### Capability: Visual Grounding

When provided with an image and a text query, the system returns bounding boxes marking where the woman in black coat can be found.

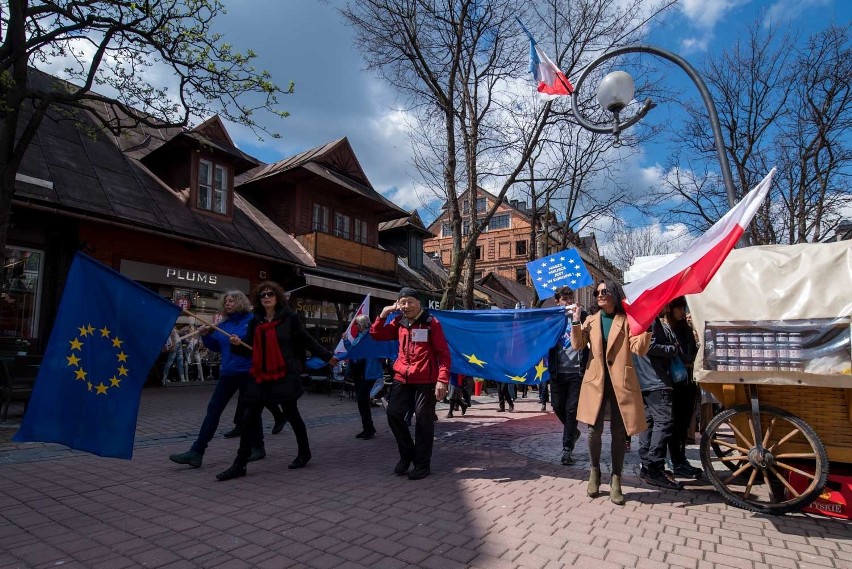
[216,281,337,481]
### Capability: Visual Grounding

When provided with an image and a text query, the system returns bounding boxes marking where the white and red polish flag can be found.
[334,293,371,355]
[622,169,776,334]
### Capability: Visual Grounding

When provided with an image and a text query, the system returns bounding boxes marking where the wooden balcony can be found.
[296,231,397,275]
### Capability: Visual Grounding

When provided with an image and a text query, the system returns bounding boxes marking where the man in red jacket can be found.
[371,287,451,480]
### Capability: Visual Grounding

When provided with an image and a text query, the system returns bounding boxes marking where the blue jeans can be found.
[164,349,186,382]
[191,373,262,454]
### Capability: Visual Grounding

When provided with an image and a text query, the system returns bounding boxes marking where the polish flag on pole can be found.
[622,169,776,335]
[517,19,573,100]
[334,293,371,355]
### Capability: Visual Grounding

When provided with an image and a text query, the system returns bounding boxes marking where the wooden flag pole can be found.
[181,309,253,350]
[176,328,201,342]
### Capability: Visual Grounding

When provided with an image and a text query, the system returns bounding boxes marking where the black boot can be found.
[289,449,311,469]
[216,462,246,481]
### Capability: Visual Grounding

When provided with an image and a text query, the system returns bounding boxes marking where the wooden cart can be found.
[687,241,852,514]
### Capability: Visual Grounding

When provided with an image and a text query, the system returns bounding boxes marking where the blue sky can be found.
[216,0,850,245]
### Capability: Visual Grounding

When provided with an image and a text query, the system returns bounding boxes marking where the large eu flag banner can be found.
[14,253,180,459]
[526,247,594,298]
[435,307,567,385]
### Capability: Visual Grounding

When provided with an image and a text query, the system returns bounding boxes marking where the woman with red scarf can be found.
[216,281,337,481]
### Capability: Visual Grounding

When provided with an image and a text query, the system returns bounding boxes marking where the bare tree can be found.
[659,21,851,244]
[345,0,672,308]
[605,220,684,271]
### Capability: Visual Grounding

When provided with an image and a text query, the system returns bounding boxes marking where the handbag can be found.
[671,354,688,383]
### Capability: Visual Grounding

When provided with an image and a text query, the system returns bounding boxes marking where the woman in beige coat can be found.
[571,280,652,505]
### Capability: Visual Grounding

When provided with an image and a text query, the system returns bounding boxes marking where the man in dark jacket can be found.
[633,316,682,491]
[371,287,452,480]
[547,287,589,465]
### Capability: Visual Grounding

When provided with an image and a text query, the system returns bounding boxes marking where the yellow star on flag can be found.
[534,359,548,381]
[86,381,93,391]
[78,325,91,337]
[464,353,487,367]
[111,337,124,348]
[117,365,128,377]
[69,338,83,351]
[99,326,111,337]
[75,368,87,380]
[86,324,95,335]
[66,354,81,367]
[95,383,108,395]
[110,376,121,387]
[507,374,527,383]
[116,351,128,362]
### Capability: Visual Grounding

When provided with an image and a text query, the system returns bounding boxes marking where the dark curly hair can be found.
[251,280,289,315]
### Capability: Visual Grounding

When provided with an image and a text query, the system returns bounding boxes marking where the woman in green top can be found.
[571,280,652,505]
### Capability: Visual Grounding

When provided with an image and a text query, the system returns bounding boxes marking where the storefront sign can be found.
[119,259,249,292]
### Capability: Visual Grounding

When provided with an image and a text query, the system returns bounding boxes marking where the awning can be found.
[303,273,398,301]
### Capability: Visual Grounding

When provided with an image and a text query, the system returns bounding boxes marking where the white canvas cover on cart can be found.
[686,240,852,387]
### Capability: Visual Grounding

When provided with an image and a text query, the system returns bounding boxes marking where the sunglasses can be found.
[259,291,276,299]
[593,289,611,298]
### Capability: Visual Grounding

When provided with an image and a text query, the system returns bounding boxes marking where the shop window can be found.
[334,213,351,239]
[312,204,330,232]
[515,240,527,256]
[197,159,229,214]
[0,246,44,339]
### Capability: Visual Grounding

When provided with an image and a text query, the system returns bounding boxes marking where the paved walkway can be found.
[0,385,849,568]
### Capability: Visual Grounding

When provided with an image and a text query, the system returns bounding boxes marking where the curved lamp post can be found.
[570,45,737,208]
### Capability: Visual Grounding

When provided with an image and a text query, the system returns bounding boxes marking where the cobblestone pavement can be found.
[0,385,849,569]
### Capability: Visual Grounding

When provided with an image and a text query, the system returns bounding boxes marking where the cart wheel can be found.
[700,404,828,515]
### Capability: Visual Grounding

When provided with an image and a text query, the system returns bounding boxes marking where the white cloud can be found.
[679,0,751,30]
[764,0,832,26]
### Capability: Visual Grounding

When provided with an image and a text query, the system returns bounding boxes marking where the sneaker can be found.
[639,465,649,481]
[216,464,246,481]
[541,404,546,412]
[248,448,266,462]
[672,463,703,479]
[355,430,376,440]
[497,407,506,413]
[223,426,242,439]
[645,470,683,490]
[271,419,287,435]
[169,449,203,468]
[508,402,515,412]
[560,449,574,466]
[394,459,412,475]
[408,466,431,480]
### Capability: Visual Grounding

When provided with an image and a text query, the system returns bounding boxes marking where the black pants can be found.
[497,383,514,408]
[233,397,284,427]
[235,399,309,466]
[669,380,697,465]
[638,389,674,474]
[387,382,436,468]
[354,377,375,433]
[550,373,582,451]
[587,371,627,475]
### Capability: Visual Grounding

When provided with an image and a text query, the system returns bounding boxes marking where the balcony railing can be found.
[296,231,397,275]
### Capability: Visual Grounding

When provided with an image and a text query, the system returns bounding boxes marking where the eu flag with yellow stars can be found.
[14,253,180,459]
[434,307,568,385]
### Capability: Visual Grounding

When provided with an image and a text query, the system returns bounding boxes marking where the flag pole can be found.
[181,309,253,350]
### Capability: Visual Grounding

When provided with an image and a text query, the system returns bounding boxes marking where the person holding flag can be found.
[371,287,451,481]
[342,314,384,440]
[216,281,338,481]
[571,280,652,505]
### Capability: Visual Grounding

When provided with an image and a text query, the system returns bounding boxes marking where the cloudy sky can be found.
[175,0,848,254]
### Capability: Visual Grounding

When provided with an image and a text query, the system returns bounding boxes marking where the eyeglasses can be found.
[593,289,611,298]
[259,291,276,299]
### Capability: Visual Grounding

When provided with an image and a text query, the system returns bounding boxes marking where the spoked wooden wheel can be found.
[700,404,828,514]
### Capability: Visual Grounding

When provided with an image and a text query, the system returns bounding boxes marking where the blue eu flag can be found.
[13,253,180,459]
[526,247,594,298]
[435,307,567,385]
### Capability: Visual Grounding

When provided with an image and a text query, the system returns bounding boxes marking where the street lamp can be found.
[570,45,738,208]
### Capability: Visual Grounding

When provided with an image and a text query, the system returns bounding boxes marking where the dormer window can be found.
[193,156,232,215]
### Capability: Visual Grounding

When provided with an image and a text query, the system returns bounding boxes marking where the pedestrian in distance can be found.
[571,280,652,505]
[370,287,451,480]
[216,281,337,481]
[162,326,187,383]
[169,291,267,469]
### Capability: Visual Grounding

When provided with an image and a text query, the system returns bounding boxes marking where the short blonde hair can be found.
[222,290,252,314]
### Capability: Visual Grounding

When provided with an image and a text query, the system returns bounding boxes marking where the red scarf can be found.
[251,320,287,382]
